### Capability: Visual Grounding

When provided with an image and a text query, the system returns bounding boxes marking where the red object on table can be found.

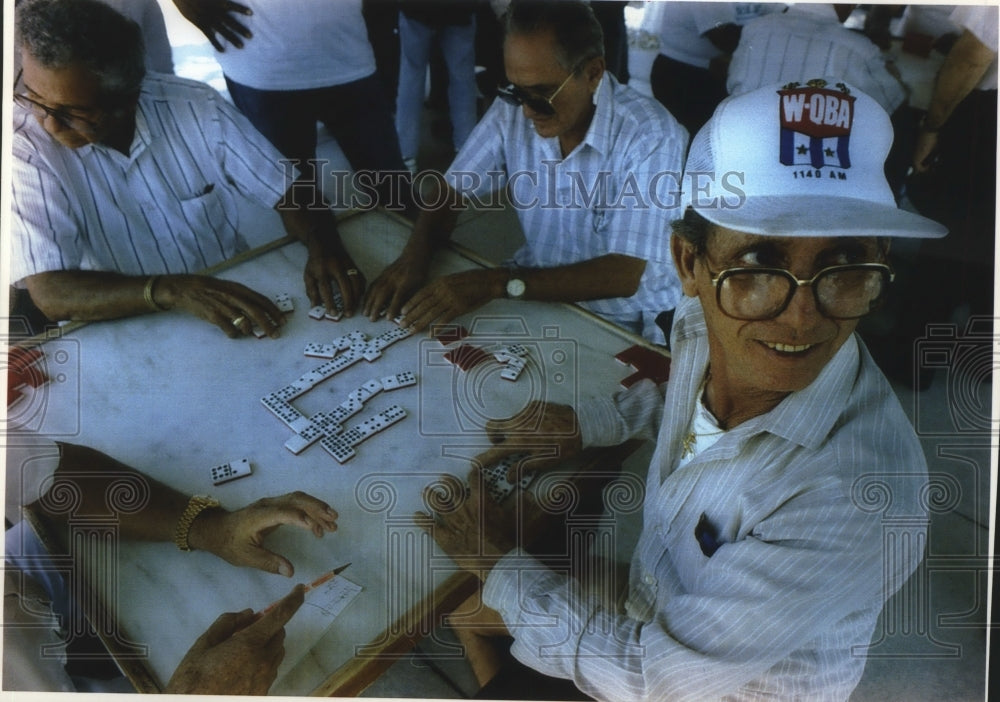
[615,344,671,388]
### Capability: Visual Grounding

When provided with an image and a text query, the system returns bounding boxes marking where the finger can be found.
[203,28,227,52]
[304,270,322,308]
[331,272,355,318]
[225,1,254,16]
[205,305,243,338]
[251,584,306,638]
[240,303,281,339]
[314,269,338,315]
[280,492,339,533]
[362,275,385,319]
[197,608,254,648]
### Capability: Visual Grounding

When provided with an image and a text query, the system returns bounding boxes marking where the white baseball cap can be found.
[682,79,947,238]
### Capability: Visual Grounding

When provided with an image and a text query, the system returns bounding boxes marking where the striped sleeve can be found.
[11,124,83,282]
[483,475,895,702]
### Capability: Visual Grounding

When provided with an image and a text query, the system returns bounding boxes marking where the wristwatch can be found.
[505,273,526,299]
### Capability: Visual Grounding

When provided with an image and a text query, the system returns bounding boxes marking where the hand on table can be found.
[189,491,339,577]
[363,252,429,322]
[304,247,366,318]
[394,269,503,333]
[155,274,286,338]
[415,472,517,580]
[477,401,583,481]
[164,584,304,695]
[172,0,253,51]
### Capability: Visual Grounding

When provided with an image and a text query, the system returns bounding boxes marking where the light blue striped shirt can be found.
[483,295,928,701]
[11,73,290,282]
[446,74,688,344]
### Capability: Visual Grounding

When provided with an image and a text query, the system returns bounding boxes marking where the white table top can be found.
[8,209,658,695]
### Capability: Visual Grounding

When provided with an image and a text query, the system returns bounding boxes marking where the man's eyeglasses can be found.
[12,69,103,132]
[496,67,578,116]
[708,263,894,321]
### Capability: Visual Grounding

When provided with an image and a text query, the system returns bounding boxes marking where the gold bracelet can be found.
[143,275,167,311]
[174,495,220,551]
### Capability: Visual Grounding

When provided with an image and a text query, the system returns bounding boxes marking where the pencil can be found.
[258,562,351,616]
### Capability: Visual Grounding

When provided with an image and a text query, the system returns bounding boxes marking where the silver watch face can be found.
[506,278,526,298]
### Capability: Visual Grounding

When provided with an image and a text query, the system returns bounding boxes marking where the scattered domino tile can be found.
[433,324,470,346]
[308,305,326,320]
[251,326,269,339]
[324,310,343,322]
[273,293,294,313]
[443,344,491,371]
[614,345,672,388]
[380,371,417,391]
[481,453,534,503]
[211,458,253,485]
[304,342,337,358]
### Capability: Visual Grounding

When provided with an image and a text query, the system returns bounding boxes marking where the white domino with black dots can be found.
[211,457,253,485]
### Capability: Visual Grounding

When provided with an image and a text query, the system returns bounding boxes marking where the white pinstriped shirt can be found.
[11,74,290,282]
[483,295,928,701]
[726,8,907,114]
[446,74,688,344]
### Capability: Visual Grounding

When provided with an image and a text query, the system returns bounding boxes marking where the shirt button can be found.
[643,573,655,586]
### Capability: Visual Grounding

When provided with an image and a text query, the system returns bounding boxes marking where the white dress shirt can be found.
[446,74,688,344]
[482,295,928,701]
[11,73,290,282]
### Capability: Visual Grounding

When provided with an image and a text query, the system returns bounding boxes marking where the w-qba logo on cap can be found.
[778,80,855,170]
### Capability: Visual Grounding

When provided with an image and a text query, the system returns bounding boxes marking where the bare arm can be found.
[30,443,338,576]
[277,199,366,316]
[23,270,285,338]
[363,177,463,320]
[913,28,997,171]
[399,253,647,332]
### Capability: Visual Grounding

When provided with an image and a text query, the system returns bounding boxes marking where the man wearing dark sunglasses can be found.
[11,0,363,338]
[423,80,947,700]
[365,0,687,345]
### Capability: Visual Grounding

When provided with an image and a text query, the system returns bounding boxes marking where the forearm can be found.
[508,254,646,303]
[402,196,461,264]
[277,203,344,256]
[23,270,170,322]
[32,443,212,545]
[924,29,996,128]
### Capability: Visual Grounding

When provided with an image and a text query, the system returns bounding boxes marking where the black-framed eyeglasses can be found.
[708,263,895,321]
[496,66,579,116]
[12,69,104,132]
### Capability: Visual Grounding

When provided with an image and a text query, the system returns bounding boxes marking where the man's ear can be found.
[584,56,605,91]
[671,234,700,298]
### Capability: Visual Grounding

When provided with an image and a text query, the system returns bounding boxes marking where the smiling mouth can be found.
[762,341,817,354]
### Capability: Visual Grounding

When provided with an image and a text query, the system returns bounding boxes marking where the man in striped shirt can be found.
[11,0,364,338]
[364,0,687,345]
[422,81,946,700]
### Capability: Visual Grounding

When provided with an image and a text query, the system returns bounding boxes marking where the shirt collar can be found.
[578,73,614,156]
[672,296,860,450]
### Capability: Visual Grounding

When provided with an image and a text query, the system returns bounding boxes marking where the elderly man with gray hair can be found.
[11,0,364,338]
[423,78,944,701]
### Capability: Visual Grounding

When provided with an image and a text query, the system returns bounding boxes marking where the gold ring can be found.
[346,269,359,276]
[231,315,246,327]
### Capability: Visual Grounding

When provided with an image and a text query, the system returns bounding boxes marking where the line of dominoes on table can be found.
[260,325,417,463]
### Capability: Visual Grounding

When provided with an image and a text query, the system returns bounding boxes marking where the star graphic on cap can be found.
[797,144,808,155]
[825,147,835,157]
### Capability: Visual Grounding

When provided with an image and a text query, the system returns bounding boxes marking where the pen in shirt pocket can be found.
[695,512,721,557]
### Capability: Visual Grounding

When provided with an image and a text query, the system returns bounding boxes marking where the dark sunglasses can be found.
[496,68,578,116]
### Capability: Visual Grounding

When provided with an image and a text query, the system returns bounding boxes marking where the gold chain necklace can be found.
[681,372,726,458]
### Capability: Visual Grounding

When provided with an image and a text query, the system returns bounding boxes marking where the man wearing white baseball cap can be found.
[424,80,946,701]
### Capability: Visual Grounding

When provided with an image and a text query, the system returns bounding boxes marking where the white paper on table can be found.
[275,576,364,682]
